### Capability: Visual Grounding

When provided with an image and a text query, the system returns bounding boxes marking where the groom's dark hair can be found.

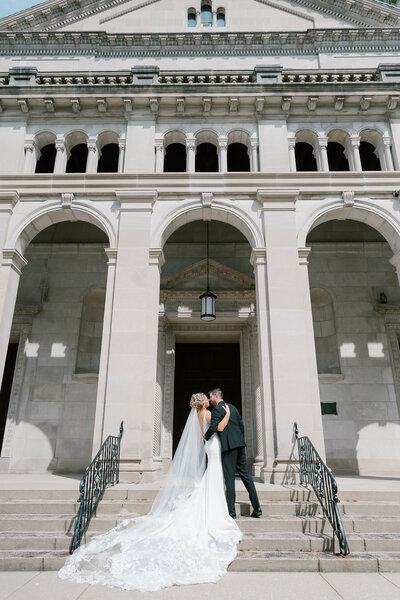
[209,388,223,399]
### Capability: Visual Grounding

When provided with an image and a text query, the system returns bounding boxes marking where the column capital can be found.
[257,188,299,210]
[155,141,164,151]
[383,136,392,149]
[250,138,259,149]
[149,248,165,270]
[317,136,328,148]
[350,134,361,147]
[87,137,98,153]
[118,139,126,150]
[2,249,28,275]
[23,140,37,153]
[250,248,267,267]
[298,247,311,266]
[105,247,118,265]
[116,190,157,212]
[0,191,19,212]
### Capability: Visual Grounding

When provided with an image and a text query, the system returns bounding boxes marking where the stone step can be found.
[3,530,400,554]
[229,551,400,573]
[2,549,400,573]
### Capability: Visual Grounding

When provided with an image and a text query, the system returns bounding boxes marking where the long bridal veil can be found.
[150,407,206,516]
[58,408,240,592]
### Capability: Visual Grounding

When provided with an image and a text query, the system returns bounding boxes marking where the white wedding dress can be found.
[58,410,242,591]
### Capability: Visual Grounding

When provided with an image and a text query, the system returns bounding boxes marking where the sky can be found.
[0,1,47,19]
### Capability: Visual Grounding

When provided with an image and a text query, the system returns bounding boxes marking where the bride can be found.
[58,392,242,591]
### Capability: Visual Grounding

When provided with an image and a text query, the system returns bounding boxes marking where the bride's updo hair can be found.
[190,392,207,412]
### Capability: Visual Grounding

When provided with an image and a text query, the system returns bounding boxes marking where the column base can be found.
[119,459,163,484]
[260,460,301,485]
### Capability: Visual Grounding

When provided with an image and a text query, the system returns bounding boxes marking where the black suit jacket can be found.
[204,402,245,452]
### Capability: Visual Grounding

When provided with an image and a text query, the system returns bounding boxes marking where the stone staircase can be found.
[1,485,400,572]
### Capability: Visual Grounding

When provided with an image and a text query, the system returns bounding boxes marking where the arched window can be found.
[201,1,212,26]
[66,143,88,173]
[227,143,250,172]
[359,141,381,171]
[35,143,56,173]
[164,143,186,172]
[295,142,317,171]
[76,289,106,374]
[196,142,218,172]
[97,143,119,173]
[188,8,197,27]
[217,8,225,26]
[327,141,349,171]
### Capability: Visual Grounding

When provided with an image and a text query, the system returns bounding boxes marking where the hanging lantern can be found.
[200,222,217,321]
[200,289,217,321]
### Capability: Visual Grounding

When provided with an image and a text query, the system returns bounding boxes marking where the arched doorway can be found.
[0,219,110,473]
[157,219,261,463]
[306,218,400,475]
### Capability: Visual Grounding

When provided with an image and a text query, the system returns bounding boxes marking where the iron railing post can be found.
[70,421,124,553]
[294,422,349,556]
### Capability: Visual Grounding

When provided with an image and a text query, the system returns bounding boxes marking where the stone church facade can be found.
[0,0,400,482]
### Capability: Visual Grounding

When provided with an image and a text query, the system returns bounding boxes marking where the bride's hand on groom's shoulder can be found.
[223,404,230,415]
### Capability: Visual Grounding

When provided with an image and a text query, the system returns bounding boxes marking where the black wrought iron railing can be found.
[294,422,350,556]
[70,422,124,553]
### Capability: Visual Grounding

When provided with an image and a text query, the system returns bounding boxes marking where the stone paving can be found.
[1,571,400,600]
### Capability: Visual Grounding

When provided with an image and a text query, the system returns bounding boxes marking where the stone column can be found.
[155,141,164,173]
[91,247,118,454]
[288,140,297,172]
[153,316,167,462]
[54,138,67,174]
[0,249,27,399]
[219,138,228,172]
[23,142,37,174]
[250,140,259,172]
[250,248,275,478]
[350,136,362,171]
[100,190,163,482]
[187,138,196,173]
[249,319,264,475]
[258,189,325,482]
[318,137,329,171]
[383,137,395,171]
[86,137,98,173]
[118,139,126,173]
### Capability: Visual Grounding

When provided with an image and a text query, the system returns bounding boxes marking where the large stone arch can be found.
[152,200,264,249]
[298,201,400,254]
[6,202,117,254]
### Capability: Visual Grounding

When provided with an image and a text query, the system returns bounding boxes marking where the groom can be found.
[204,388,262,519]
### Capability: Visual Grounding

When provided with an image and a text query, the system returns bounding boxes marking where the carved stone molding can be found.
[2,249,28,275]
[149,248,165,270]
[61,192,74,209]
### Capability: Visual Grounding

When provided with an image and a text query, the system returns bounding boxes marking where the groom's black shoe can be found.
[250,507,262,518]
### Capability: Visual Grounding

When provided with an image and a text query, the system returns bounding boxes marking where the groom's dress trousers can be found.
[204,402,260,518]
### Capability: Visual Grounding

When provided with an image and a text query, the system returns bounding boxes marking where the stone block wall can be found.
[8,243,107,473]
[308,241,400,475]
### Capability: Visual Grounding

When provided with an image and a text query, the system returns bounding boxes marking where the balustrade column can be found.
[250,141,259,172]
[23,142,37,174]
[86,138,98,173]
[118,139,126,173]
[383,138,395,171]
[258,189,325,482]
[219,139,228,172]
[318,137,329,171]
[187,140,196,173]
[54,139,67,174]
[155,142,164,173]
[350,136,362,171]
[288,141,297,172]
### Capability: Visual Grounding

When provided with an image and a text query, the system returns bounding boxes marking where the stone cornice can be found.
[1,28,400,58]
[0,172,400,198]
[0,0,399,32]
